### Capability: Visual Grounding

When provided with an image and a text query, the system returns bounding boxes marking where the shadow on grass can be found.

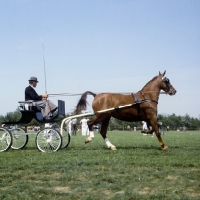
[116,145,162,151]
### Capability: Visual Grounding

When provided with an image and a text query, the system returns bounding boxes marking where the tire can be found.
[60,128,71,149]
[35,128,62,152]
[10,127,29,150]
[0,127,12,152]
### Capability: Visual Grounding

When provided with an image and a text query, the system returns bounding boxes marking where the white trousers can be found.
[82,126,89,136]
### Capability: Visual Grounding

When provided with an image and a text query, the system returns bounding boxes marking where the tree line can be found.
[0,108,200,131]
[109,113,200,131]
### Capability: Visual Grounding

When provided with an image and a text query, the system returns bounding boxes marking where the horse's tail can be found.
[74,91,96,114]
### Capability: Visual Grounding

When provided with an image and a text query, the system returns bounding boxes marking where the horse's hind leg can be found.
[85,113,108,143]
[100,118,116,150]
[86,113,116,150]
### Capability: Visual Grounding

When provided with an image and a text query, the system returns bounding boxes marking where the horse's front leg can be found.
[141,123,154,135]
[150,119,169,151]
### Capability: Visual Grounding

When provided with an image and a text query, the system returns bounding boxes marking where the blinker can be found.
[164,78,170,84]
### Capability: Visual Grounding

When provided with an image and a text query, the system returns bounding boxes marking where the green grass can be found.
[0,130,200,200]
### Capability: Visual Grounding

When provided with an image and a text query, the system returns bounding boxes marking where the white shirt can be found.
[142,121,147,130]
[80,118,88,127]
[72,118,77,125]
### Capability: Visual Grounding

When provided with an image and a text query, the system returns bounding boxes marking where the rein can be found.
[48,93,84,97]
[48,91,167,97]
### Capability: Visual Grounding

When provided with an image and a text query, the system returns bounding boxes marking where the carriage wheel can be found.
[61,129,71,149]
[35,128,62,152]
[0,127,12,152]
[11,127,29,150]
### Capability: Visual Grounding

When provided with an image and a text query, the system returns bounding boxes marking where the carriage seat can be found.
[18,101,41,112]
[2,100,65,125]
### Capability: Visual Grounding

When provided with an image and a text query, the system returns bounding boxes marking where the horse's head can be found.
[159,71,177,95]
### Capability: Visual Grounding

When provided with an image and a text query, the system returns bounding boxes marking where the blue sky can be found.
[0,0,200,118]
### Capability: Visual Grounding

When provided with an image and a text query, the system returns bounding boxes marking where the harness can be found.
[131,91,158,118]
[93,91,159,117]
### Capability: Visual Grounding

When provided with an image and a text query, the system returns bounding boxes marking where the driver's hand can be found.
[42,94,48,100]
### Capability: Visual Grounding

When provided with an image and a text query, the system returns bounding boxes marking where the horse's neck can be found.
[141,78,161,100]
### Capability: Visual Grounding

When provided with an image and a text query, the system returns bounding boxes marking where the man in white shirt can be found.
[142,121,148,135]
[80,117,89,136]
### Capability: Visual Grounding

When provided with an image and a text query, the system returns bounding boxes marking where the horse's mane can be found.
[141,76,159,90]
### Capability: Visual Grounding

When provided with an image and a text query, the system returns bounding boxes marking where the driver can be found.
[25,76,57,119]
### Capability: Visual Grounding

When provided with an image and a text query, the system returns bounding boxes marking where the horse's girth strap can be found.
[131,93,141,116]
[131,93,140,104]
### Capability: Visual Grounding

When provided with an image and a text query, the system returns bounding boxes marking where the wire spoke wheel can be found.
[11,127,29,150]
[35,128,62,152]
[0,127,12,152]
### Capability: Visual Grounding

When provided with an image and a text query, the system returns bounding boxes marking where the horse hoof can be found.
[163,146,170,152]
[111,146,117,150]
[85,137,92,144]
[85,139,89,144]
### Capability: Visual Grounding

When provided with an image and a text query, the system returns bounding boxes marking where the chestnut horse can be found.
[74,71,176,151]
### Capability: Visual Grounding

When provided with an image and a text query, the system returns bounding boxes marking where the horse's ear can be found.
[159,70,166,77]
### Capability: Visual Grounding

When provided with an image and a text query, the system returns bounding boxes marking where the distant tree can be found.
[182,114,191,128]
[190,117,200,130]
[0,108,21,124]
[0,108,200,130]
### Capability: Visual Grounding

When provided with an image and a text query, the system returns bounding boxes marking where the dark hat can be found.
[28,76,38,82]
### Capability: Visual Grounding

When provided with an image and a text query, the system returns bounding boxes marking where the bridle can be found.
[162,76,174,94]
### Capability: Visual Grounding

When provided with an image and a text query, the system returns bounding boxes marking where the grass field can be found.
[0,130,200,200]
